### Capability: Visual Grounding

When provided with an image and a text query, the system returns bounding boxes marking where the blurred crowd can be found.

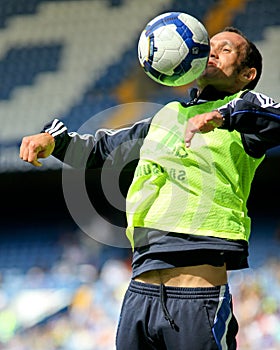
[0,229,279,350]
[231,258,280,350]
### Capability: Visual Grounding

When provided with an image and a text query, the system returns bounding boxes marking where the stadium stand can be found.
[0,1,279,349]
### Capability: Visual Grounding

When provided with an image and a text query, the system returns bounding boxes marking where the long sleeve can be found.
[42,118,151,169]
[217,90,280,157]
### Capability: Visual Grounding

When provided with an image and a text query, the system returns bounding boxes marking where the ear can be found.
[239,67,257,83]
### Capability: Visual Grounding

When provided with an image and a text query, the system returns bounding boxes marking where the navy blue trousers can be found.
[116,280,238,350]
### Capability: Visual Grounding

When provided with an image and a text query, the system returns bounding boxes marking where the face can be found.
[197,31,251,93]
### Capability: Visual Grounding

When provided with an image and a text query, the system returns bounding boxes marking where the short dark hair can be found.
[222,26,262,90]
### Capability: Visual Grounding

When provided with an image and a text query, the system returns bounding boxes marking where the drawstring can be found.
[160,283,176,329]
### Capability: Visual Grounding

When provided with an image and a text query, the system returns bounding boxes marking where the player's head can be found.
[222,27,262,89]
[197,26,262,93]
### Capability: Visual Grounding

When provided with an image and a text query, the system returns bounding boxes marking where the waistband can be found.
[129,279,229,299]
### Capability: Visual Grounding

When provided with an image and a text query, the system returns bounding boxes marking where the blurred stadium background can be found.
[0,0,279,349]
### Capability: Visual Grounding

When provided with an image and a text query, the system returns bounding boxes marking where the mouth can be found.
[207,60,217,67]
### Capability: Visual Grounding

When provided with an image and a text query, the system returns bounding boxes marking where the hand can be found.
[19,132,55,167]
[185,111,224,147]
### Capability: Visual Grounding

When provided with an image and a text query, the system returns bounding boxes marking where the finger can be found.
[185,120,200,147]
[185,134,195,147]
[31,159,42,167]
[19,137,31,160]
[19,143,24,159]
[27,141,42,163]
[20,149,42,166]
[20,145,33,163]
[185,128,197,147]
[21,148,30,163]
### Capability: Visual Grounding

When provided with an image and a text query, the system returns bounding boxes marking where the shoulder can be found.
[241,90,278,107]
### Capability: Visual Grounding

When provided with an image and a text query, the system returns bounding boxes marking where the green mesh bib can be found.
[126,93,264,249]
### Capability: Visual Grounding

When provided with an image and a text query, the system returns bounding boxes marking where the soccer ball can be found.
[138,12,210,87]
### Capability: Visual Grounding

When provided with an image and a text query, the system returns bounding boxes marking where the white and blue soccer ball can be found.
[138,12,210,87]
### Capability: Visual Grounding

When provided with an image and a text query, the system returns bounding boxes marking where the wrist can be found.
[216,109,230,129]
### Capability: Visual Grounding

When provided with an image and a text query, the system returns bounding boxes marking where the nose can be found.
[210,45,218,58]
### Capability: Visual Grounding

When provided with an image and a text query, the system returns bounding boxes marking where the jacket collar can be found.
[189,85,233,103]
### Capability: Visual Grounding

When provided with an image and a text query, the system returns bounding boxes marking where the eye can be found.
[222,46,231,53]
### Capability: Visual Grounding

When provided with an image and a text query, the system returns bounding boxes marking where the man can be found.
[20,27,280,349]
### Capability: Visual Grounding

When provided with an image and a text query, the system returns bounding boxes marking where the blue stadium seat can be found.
[0,225,63,273]
[231,0,280,41]
[0,44,62,100]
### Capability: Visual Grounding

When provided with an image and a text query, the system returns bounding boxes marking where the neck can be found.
[192,85,236,101]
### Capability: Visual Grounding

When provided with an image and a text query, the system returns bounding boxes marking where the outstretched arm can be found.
[19,117,151,169]
[19,132,55,167]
